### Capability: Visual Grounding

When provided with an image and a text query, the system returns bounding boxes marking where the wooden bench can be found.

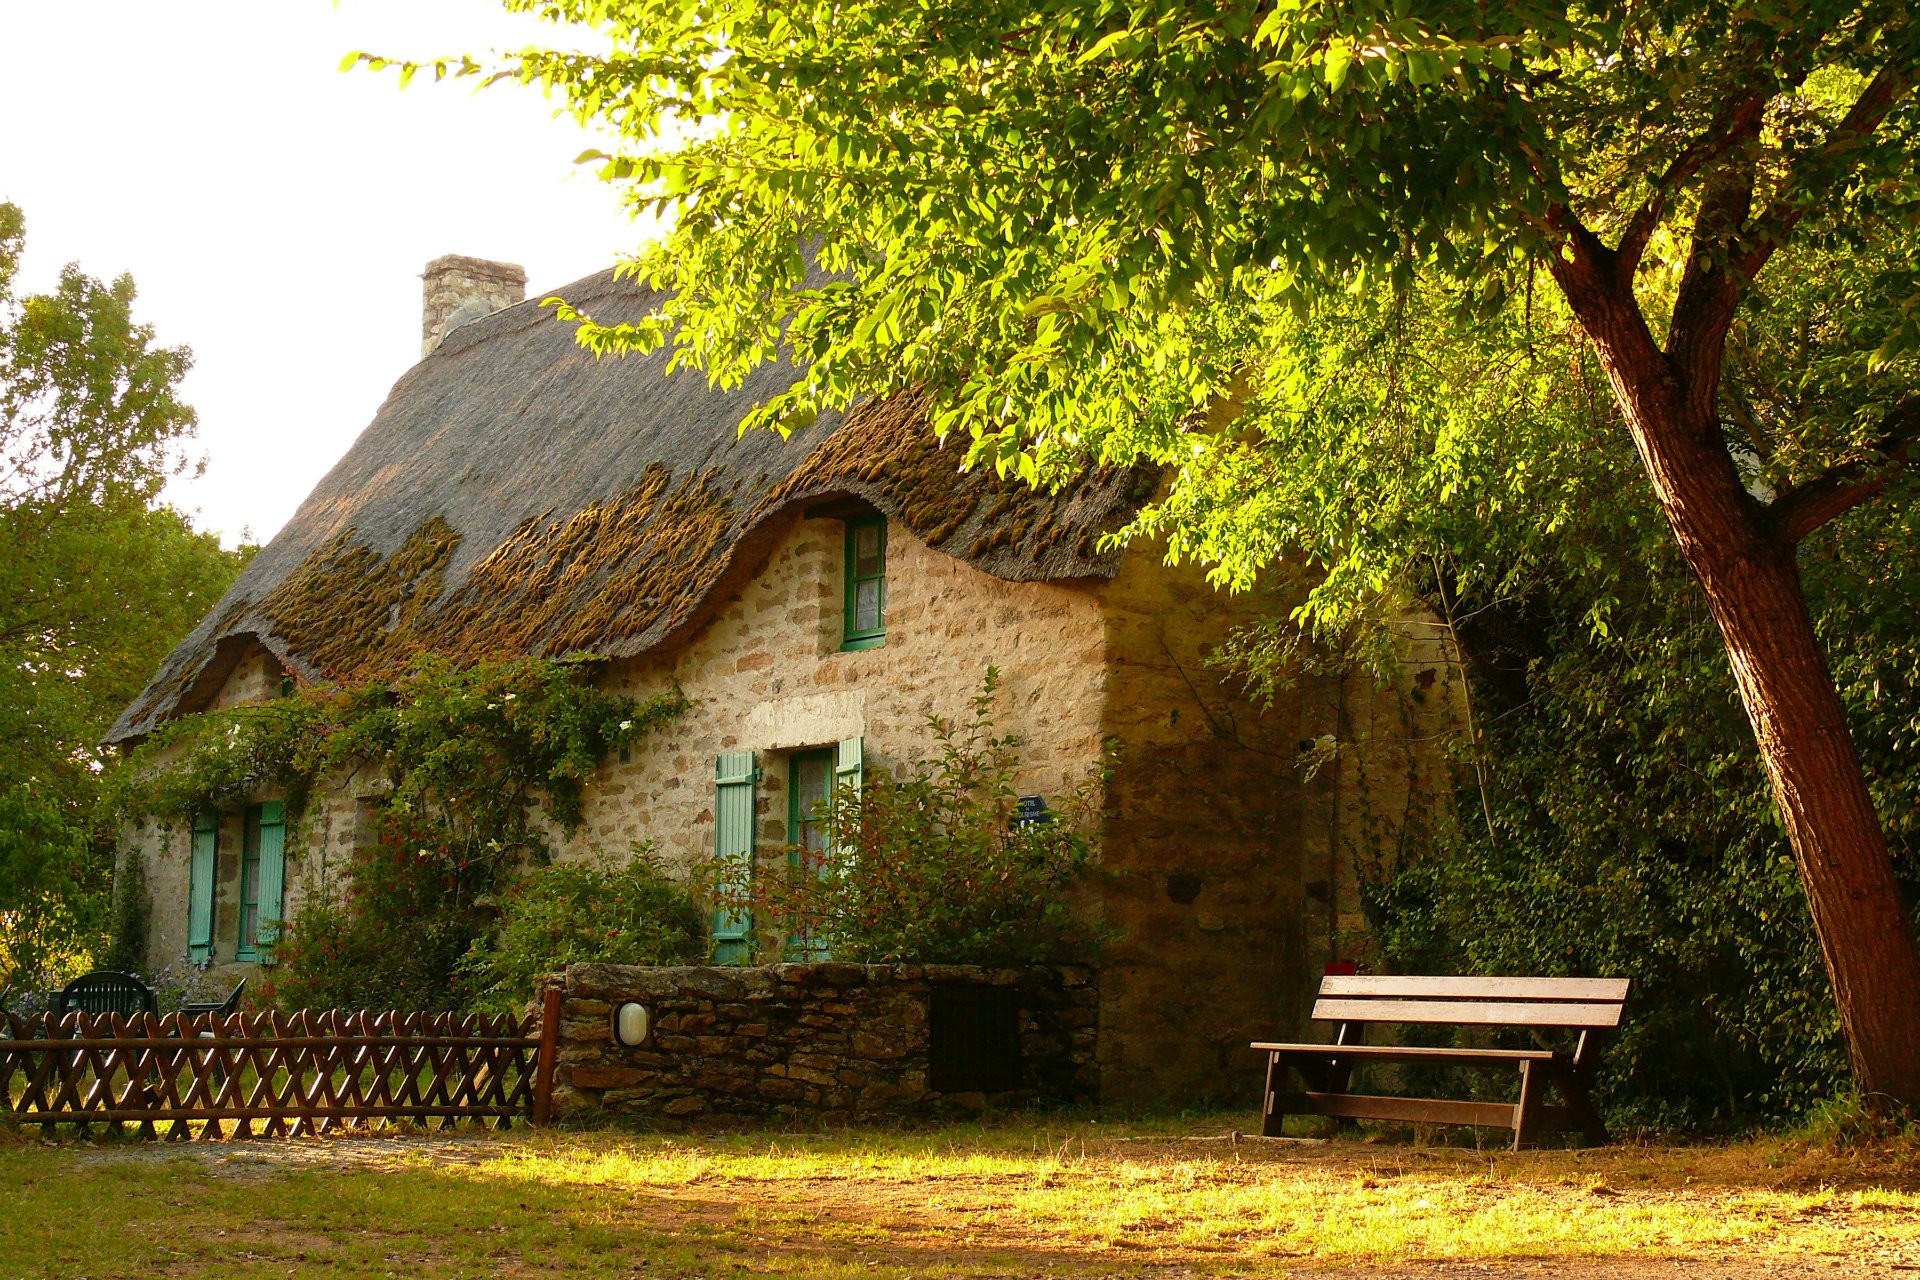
[1252,974,1629,1150]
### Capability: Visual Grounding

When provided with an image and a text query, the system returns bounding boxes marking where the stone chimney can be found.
[421,255,527,356]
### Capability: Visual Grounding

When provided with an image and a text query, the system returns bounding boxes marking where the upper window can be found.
[842,516,887,650]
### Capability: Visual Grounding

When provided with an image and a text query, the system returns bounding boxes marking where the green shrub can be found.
[98,848,147,976]
[1349,497,1920,1132]
[459,849,707,1014]
[708,669,1111,965]
[266,809,494,1012]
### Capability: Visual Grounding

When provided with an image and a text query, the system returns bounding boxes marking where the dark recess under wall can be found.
[929,984,1023,1092]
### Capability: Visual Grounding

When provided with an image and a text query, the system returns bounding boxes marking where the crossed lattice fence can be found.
[0,1001,559,1139]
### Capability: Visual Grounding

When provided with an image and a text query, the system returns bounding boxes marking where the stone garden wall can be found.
[550,962,1098,1125]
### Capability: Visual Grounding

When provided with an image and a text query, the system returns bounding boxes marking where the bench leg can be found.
[1260,1052,1287,1137]
[1512,1060,1547,1151]
[1553,1063,1612,1147]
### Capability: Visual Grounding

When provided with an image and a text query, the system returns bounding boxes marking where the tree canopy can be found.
[0,203,245,994]
[422,0,1914,503]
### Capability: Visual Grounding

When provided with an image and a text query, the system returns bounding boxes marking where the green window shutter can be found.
[834,736,863,790]
[834,735,864,832]
[842,516,887,650]
[254,801,287,964]
[187,810,217,964]
[713,751,757,965]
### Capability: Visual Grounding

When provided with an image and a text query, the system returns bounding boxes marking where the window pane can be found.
[240,904,258,950]
[795,754,833,852]
[854,523,883,577]
[854,579,881,631]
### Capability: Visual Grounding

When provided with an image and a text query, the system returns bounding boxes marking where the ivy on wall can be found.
[109,653,687,1010]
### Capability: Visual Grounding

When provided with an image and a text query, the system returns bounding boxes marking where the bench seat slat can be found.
[1320,976,1629,1003]
[1251,1042,1557,1063]
[1311,997,1625,1029]
[1271,1091,1571,1131]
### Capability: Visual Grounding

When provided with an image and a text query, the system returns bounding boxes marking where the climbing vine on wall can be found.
[109,653,686,1009]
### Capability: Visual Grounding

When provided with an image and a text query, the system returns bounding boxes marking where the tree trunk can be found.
[1557,269,1920,1109]
[1699,543,1920,1107]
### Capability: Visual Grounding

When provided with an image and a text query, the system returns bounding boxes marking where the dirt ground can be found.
[8,1124,1919,1278]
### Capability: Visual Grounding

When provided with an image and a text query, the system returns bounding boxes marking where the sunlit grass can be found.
[3,1117,1918,1277]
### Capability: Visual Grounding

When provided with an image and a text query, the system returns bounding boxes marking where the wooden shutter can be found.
[713,751,757,964]
[187,810,217,964]
[254,801,287,963]
[833,736,864,855]
[835,736,864,796]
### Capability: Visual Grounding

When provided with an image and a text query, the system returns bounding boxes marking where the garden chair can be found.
[54,970,157,1017]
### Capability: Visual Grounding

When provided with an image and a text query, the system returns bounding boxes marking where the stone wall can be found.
[576,509,1111,875]
[1087,549,1466,1103]
[552,962,1098,1125]
[207,643,287,710]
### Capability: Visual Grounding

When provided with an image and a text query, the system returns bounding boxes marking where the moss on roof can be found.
[108,271,1154,744]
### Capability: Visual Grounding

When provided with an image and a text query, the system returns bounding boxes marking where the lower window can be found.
[237,806,266,962]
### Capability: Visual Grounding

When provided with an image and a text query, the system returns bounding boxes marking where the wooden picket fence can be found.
[0,992,561,1139]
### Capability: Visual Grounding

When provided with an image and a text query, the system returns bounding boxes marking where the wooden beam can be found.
[1271,1091,1573,1133]
[1319,976,1630,1002]
[1253,1043,1556,1063]
[532,985,563,1126]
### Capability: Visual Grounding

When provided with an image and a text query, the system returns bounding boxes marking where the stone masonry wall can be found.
[1088,549,1466,1104]
[575,509,1110,878]
[553,962,1098,1125]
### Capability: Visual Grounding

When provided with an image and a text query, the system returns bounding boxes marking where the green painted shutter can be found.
[254,801,287,964]
[187,810,217,964]
[834,736,864,855]
[713,751,757,964]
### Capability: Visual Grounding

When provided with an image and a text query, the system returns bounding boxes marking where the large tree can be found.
[0,204,245,992]
[394,0,1920,1101]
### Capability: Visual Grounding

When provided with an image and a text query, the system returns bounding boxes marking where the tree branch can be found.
[1767,399,1920,542]
[1734,55,1917,284]
[1666,148,1764,395]
[1616,93,1769,276]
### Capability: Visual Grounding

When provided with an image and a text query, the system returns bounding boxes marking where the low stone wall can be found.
[551,962,1098,1125]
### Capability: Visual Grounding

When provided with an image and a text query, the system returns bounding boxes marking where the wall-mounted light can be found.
[612,1001,651,1048]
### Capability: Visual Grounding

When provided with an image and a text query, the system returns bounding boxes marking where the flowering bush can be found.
[458,848,706,1014]
[706,670,1112,965]
[267,809,496,1012]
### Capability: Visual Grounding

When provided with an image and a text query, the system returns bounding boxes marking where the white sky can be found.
[0,0,649,546]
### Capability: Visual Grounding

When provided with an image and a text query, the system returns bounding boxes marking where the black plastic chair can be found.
[54,970,157,1017]
[180,977,247,1018]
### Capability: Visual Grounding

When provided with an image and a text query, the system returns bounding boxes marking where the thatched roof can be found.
[108,269,1155,745]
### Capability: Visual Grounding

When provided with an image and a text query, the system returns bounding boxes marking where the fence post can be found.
[532,982,562,1125]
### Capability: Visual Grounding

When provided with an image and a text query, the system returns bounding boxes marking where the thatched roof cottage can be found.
[112,256,1456,1103]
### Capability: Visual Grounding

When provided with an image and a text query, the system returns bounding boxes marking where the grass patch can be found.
[3,1117,1919,1277]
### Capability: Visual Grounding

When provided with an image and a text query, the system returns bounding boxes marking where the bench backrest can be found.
[1314,975,1629,1030]
[56,969,157,1016]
